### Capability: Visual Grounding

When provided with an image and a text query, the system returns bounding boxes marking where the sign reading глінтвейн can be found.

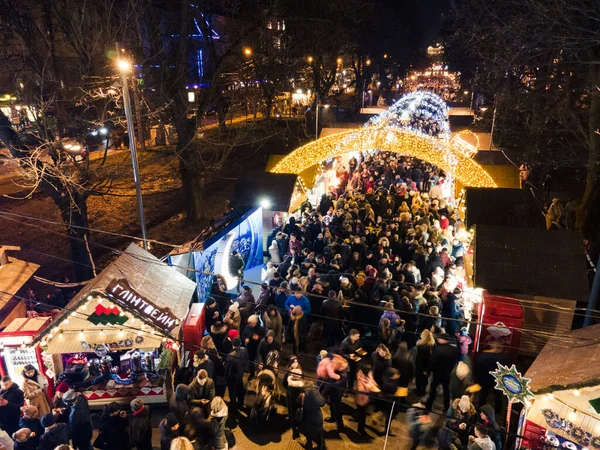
[105,278,180,332]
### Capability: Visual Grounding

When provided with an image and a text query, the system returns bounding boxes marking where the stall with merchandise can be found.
[32,243,196,406]
[518,323,600,450]
[0,316,54,395]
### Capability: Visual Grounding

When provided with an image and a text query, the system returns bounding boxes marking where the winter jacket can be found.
[392,355,415,389]
[478,405,503,450]
[415,343,434,375]
[475,352,511,389]
[371,352,391,386]
[225,347,248,381]
[262,312,283,342]
[301,387,325,431]
[159,419,179,450]
[446,398,476,440]
[320,299,344,332]
[210,416,227,450]
[438,425,462,450]
[95,412,129,450]
[129,405,152,450]
[407,407,432,442]
[188,378,216,406]
[169,385,190,426]
[68,395,93,442]
[430,341,458,379]
[256,338,282,365]
[22,376,50,416]
[285,294,311,315]
[18,417,43,445]
[468,437,496,450]
[449,369,474,401]
[286,312,308,348]
[339,336,362,360]
[39,424,70,450]
[456,334,472,355]
[0,384,25,408]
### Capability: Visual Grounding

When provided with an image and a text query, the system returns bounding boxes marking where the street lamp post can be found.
[315,91,319,140]
[116,44,148,250]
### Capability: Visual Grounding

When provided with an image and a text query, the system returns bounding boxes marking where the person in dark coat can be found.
[446,395,477,446]
[203,297,221,333]
[320,291,344,349]
[51,382,70,424]
[425,333,458,412]
[13,428,37,450]
[256,330,282,367]
[38,413,70,450]
[159,413,179,450]
[339,329,364,391]
[184,407,215,450]
[94,402,129,450]
[0,376,24,435]
[392,342,415,400]
[286,306,308,356]
[415,329,436,396]
[242,315,265,375]
[478,404,503,450]
[300,383,326,450]
[63,389,93,450]
[371,344,392,386]
[188,370,216,408]
[225,338,247,413]
[19,406,43,447]
[129,398,152,450]
[192,350,215,380]
[475,343,511,409]
[169,384,190,426]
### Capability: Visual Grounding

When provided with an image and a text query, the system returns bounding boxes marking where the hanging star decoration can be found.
[491,362,534,404]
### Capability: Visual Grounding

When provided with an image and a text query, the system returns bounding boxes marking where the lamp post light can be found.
[116,44,148,250]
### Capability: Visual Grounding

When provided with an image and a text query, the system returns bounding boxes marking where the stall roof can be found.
[465,188,545,229]
[231,171,298,212]
[525,323,600,394]
[33,243,196,353]
[0,246,40,307]
[474,225,589,303]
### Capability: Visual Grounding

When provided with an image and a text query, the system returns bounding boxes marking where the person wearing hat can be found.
[242,315,265,376]
[13,427,36,450]
[18,406,43,446]
[22,364,50,416]
[425,332,458,412]
[51,381,70,424]
[94,402,129,450]
[63,389,92,450]
[221,328,238,355]
[236,285,256,331]
[203,297,222,333]
[286,305,308,356]
[262,304,283,344]
[159,413,179,450]
[38,413,69,450]
[283,358,304,439]
[446,395,477,446]
[209,397,228,450]
[129,398,152,450]
[225,337,247,413]
[188,370,215,408]
[192,350,214,381]
[256,330,282,369]
[223,302,241,334]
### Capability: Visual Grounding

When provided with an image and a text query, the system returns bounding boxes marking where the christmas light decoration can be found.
[368,91,451,139]
[87,304,130,326]
[269,127,496,188]
[451,130,480,158]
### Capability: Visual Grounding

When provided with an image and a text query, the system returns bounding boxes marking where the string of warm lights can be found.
[269,127,496,188]
[451,129,480,158]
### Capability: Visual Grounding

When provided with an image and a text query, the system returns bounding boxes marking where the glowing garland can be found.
[269,127,496,188]
[368,91,451,139]
[451,130,479,158]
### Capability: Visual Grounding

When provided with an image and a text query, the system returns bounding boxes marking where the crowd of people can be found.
[0,151,512,450]
[181,151,509,449]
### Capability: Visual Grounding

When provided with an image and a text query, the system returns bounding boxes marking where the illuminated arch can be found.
[269,127,496,188]
[368,91,451,139]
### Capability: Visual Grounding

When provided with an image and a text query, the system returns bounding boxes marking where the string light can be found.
[99,330,104,336]
[79,332,84,339]
[270,127,496,188]
[573,389,580,397]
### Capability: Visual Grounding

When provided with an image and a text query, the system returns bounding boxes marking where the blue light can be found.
[197,49,203,77]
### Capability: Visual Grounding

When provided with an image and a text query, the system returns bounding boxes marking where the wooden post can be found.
[505,401,513,449]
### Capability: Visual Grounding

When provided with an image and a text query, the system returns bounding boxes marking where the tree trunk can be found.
[0,111,95,281]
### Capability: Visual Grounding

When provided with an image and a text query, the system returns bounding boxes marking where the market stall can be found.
[32,243,196,407]
[0,316,54,396]
[518,323,600,450]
